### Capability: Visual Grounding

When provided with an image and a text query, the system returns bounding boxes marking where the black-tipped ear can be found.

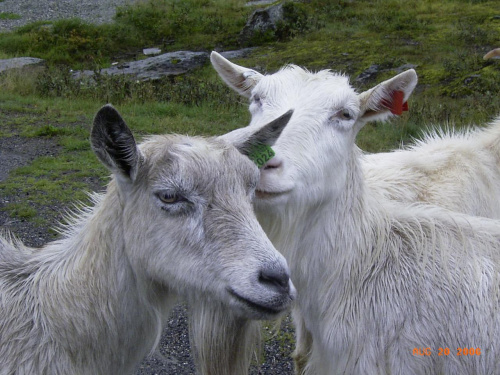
[236,110,293,155]
[90,104,140,181]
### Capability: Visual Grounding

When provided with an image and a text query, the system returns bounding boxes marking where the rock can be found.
[143,48,162,56]
[73,48,257,81]
[219,47,256,60]
[464,74,481,85]
[0,57,45,74]
[355,64,382,83]
[73,51,209,81]
[246,0,277,6]
[239,2,284,45]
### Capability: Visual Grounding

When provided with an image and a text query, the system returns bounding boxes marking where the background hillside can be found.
[0,0,499,374]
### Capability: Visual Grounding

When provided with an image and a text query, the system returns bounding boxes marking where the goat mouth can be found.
[228,289,284,317]
[255,189,290,199]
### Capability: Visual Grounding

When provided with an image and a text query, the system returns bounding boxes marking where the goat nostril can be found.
[259,268,290,294]
[263,158,282,170]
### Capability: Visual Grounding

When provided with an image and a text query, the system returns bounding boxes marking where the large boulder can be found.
[73,51,209,81]
[239,2,284,45]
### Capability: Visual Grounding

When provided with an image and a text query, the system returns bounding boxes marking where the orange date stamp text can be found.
[413,347,481,356]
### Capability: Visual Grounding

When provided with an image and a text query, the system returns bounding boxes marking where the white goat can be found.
[210,51,500,223]
[186,53,500,375]
[0,105,296,374]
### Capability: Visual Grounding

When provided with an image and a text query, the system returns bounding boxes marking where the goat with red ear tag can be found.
[191,53,500,375]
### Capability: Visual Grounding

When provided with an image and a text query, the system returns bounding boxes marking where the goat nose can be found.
[263,157,282,170]
[259,267,290,294]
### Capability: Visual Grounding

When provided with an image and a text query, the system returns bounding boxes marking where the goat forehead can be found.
[141,135,223,164]
[141,135,258,189]
[259,67,353,103]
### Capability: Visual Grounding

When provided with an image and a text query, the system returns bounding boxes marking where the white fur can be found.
[0,105,295,375]
[363,122,500,218]
[202,52,500,374]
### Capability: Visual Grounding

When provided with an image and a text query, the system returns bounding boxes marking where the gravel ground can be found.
[0,1,296,374]
[0,0,140,31]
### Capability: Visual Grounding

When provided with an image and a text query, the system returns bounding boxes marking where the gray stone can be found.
[355,64,382,83]
[464,74,481,85]
[73,51,209,81]
[219,47,256,60]
[143,48,162,56]
[0,57,45,73]
[240,2,284,44]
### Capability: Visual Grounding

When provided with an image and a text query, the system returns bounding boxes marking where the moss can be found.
[441,63,500,98]
[3,203,37,219]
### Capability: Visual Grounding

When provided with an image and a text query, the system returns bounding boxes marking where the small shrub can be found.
[32,124,67,137]
[275,3,311,41]
[35,66,78,98]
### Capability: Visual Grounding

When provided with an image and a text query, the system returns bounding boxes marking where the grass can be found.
[0,0,499,224]
[0,0,252,68]
[0,12,21,20]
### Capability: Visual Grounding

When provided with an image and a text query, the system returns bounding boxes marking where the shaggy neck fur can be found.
[0,182,175,375]
[188,298,261,375]
[259,146,374,314]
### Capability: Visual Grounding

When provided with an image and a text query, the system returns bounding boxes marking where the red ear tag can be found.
[381,90,409,116]
[402,101,409,112]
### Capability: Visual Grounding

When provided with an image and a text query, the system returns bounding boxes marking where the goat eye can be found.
[330,110,353,123]
[156,192,182,204]
[341,110,352,120]
[253,94,261,103]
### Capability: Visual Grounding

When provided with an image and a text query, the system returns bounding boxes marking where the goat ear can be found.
[233,110,293,155]
[210,51,263,98]
[357,69,418,126]
[91,104,141,182]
